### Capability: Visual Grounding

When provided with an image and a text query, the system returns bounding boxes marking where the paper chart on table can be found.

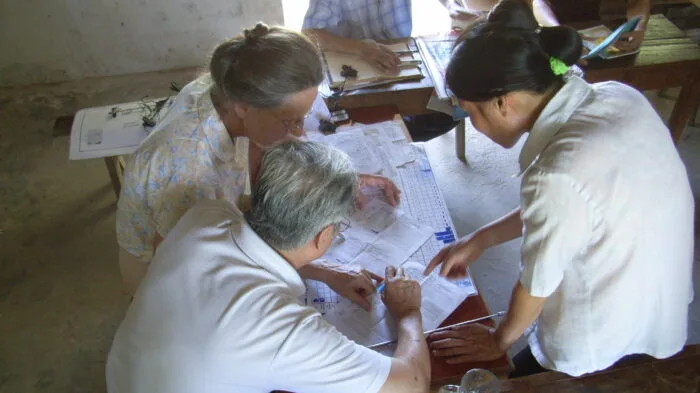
[336,120,416,170]
[323,129,387,175]
[324,198,434,275]
[324,120,417,176]
[301,125,478,348]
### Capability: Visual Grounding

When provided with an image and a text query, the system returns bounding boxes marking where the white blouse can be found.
[518,76,694,376]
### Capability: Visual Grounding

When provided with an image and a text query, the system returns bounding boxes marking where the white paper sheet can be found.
[323,129,387,175]
[69,98,172,160]
[332,120,416,175]
[354,121,416,168]
[349,203,434,276]
[323,198,433,275]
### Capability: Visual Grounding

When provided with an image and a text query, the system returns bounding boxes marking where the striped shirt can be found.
[303,0,413,40]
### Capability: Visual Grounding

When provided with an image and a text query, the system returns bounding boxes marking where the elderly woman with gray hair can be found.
[116,23,400,304]
[107,141,430,393]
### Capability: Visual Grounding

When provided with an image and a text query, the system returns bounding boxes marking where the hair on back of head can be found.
[244,141,358,250]
[208,22,323,108]
[243,22,270,41]
[446,0,582,102]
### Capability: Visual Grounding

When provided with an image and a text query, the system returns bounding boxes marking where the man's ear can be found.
[313,224,336,251]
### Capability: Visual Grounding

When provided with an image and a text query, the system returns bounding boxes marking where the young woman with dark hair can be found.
[424,0,693,378]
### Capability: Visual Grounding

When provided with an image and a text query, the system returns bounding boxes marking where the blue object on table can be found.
[375,282,385,294]
[582,16,642,60]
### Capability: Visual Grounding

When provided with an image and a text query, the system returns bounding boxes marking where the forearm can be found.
[627,0,650,30]
[394,312,430,388]
[476,208,523,248]
[302,28,364,55]
[494,281,546,351]
[298,260,338,281]
[532,0,559,27]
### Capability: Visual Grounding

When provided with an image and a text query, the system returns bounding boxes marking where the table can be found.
[436,14,700,159]
[349,105,513,386]
[496,344,700,392]
[322,38,437,116]
[584,14,700,142]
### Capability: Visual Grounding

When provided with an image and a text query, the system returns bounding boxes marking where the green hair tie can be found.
[549,57,569,76]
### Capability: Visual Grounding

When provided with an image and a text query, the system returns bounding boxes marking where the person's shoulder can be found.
[182,199,243,227]
[590,80,647,104]
[162,199,240,242]
[546,80,658,156]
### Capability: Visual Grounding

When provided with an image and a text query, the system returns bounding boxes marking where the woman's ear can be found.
[231,101,248,119]
[495,94,510,119]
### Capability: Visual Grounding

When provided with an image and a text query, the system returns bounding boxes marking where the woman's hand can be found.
[358,174,401,209]
[424,231,489,278]
[427,323,504,364]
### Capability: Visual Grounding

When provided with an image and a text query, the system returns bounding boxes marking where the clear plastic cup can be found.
[460,368,501,393]
[438,384,463,393]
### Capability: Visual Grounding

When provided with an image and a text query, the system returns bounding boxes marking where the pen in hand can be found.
[375,282,386,294]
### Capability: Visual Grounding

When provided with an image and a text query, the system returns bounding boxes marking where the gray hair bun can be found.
[243,22,270,42]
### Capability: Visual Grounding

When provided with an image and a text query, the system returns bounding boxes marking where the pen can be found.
[375,282,386,294]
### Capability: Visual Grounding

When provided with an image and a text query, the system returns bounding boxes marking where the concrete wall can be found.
[0,0,284,87]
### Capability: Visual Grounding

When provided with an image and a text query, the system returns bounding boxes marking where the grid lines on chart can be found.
[394,147,457,266]
[306,282,340,315]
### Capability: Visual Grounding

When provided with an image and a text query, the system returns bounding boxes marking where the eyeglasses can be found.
[334,217,351,242]
[336,217,350,233]
[272,111,311,133]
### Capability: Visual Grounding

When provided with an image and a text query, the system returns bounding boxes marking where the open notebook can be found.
[323,42,424,91]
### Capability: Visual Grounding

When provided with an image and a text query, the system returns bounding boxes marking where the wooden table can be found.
[497,344,700,392]
[348,105,513,386]
[322,38,437,116]
[584,14,700,142]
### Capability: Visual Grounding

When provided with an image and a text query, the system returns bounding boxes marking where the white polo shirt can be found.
[106,200,391,393]
[519,76,694,377]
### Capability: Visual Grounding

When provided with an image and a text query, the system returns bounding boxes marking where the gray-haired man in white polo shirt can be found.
[106,141,430,393]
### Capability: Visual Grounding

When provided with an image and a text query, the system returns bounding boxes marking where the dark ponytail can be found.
[446,0,582,102]
[538,26,583,66]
